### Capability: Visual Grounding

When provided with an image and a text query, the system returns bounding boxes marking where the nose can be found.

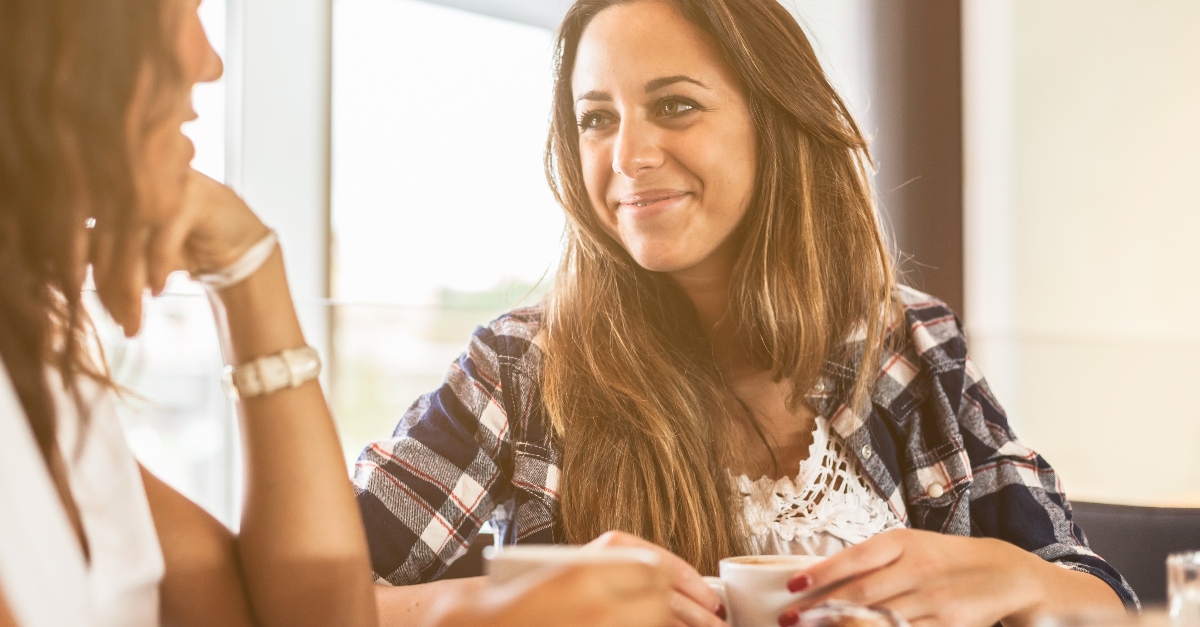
[612,117,664,178]
[199,35,224,84]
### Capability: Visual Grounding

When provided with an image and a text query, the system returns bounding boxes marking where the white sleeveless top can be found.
[0,367,163,627]
[734,415,904,557]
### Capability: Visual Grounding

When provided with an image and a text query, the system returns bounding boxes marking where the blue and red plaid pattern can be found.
[353,286,1138,609]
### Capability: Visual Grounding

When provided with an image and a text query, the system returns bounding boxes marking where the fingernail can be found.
[787,574,811,593]
[779,609,800,627]
[715,603,726,620]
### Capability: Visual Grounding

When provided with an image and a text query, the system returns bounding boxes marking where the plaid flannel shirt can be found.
[353,286,1139,609]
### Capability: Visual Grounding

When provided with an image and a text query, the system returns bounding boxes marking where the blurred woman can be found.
[355,1,1139,626]
[0,0,670,625]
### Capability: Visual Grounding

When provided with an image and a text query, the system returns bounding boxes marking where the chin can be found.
[626,246,701,274]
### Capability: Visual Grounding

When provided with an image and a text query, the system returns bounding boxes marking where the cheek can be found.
[705,124,757,221]
[579,141,616,224]
[675,126,755,221]
[139,126,191,221]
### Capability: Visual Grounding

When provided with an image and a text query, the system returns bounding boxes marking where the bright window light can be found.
[331,0,564,464]
[332,0,563,306]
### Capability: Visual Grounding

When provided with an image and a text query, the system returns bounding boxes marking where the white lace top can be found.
[734,415,905,557]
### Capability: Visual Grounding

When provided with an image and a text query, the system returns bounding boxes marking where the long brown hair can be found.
[0,0,172,463]
[542,0,896,574]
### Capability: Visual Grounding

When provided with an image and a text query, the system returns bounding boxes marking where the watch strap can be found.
[224,346,322,399]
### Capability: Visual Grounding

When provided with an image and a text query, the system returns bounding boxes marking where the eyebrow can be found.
[644,75,708,92]
[574,75,710,104]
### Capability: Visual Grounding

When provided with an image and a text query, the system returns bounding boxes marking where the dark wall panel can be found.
[867,0,965,317]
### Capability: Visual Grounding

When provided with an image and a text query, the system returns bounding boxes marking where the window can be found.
[330,0,563,464]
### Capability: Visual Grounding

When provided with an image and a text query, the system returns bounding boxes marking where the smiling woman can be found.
[544,0,892,575]
[355,0,1139,626]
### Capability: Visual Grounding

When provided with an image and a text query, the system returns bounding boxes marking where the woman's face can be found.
[572,0,758,275]
[130,0,223,223]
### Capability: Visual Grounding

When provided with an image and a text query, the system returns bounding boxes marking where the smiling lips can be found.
[618,189,690,211]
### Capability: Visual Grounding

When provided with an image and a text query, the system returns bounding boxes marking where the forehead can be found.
[572,1,736,96]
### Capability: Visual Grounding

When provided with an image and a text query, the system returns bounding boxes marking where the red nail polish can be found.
[779,609,800,627]
[716,603,727,620]
[787,574,812,593]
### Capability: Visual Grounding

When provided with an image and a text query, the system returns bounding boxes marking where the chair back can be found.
[433,532,494,580]
[1072,501,1200,605]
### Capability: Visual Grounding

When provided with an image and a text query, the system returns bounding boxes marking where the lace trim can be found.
[734,415,903,547]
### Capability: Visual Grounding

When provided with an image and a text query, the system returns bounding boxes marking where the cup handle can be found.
[703,576,728,609]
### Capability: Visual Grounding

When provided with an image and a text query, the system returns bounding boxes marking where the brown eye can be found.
[578,113,609,131]
[657,99,696,117]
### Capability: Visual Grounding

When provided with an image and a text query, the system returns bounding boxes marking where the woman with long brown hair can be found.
[0,0,671,625]
[357,0,1139,625]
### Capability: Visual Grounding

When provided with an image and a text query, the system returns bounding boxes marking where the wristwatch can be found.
[223,346,322,399]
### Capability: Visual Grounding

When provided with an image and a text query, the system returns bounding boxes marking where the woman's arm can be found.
[778,529,1124,627]
[375,563,673,627]
[141,466,255,627]
[1012,559,1127,626]
[211,246,377,627]
[374,579,483,626]
[105,172,378,627]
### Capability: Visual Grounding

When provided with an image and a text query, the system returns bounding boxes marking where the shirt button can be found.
[927,484,945,499]
[861,445,874,459]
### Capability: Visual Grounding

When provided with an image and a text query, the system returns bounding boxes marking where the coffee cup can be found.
[704,554,826,627]
[483,544,660,584]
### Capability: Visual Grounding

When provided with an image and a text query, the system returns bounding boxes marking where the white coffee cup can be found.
[705,554,826,627]
[484,544,661,584]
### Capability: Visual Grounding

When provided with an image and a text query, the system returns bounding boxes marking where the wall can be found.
[967,0,1200,506]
